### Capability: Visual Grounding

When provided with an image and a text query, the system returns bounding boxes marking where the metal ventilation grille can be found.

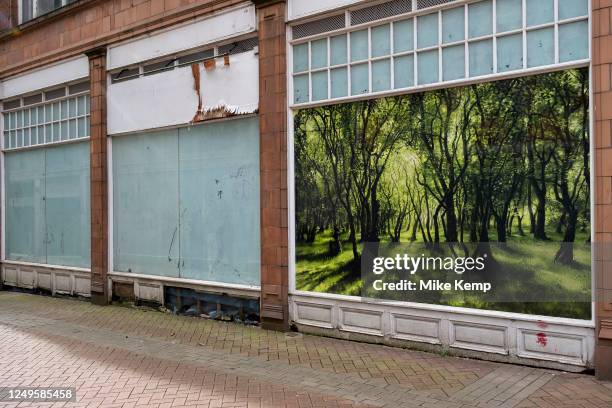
[292,14,346,39]
[417,0,458,9]
[218,37,258,55]
[350,0,413,25]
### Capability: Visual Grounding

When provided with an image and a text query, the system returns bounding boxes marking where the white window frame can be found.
[286,0,595,327]
[18,0,73,24]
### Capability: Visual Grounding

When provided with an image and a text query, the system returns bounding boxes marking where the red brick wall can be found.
[0,0,244,78]
[257,0,288,330]
[593,0,612,381]
[88,48,109,304]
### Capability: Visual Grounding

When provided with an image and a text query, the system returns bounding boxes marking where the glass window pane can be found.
[38,106,45,124]
[69,98,76,118]
[5,149,46,263]
[60,120,69,140]
[44,124,52,143]
[113,129,180,277]
[442,45,465,81]
[497,0,522,33]
[351,30,369,61]
[4,131,9,148]
[16,129,23,148]
[468,0,492,38]
[178,118,260,285]
[293,43,309,73]
[10,131,16,147]
[23,128,30,147]
[372,59,391,92]
[45,105,52,122]
[469,39,493,77]
[4,113,11,130]
[45,142,90,268]
[52,123,60,142]
[23,110,30,127]
[69,119,77,139]
[442,7,464,44]
[311,39,328,70]
[77,96,86,116]
[526,0,553,27]
[331,67,348,98]
[350,63,369,95]
[37,126,44,144]
[293,74,309,104]
[311,71,328,101]
[371,24,391,57]
[527,27,554,67]
[330,34,347,66]
[394,19,414,53]
[77,118,87,137]
[497,33,523,72]
[30,127,37,145]
[394,55,414,89]
[60,100,68,120]
[52,102,60,121]
[417,13,438,49]
[559,0,588,20]
[417,49,439,84]
[559,21,589,62]
[16,111,23,128]
[31,108,37,125]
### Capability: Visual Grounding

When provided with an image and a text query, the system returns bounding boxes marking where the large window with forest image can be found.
[294,68,591,319]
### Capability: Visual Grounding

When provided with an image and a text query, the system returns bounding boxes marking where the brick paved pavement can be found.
[0,292,610,408]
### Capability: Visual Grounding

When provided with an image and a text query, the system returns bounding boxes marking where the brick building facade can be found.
[0,0,610,380]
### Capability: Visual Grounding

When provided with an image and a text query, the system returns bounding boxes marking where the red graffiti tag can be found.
[536,321,548,329]
[536,332,548,347]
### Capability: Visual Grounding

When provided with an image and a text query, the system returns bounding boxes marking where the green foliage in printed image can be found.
[294,68,591,319]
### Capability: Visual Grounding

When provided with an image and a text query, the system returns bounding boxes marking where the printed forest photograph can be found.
[294,68,592,319]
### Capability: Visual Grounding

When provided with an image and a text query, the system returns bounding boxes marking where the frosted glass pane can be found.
[351,63,369,95]
[77,97,86,116]
[371,24,390,57]
[311,71,328,101]
[5,149,46,263]
[52,102,60,121]
[351,30,369,61]
[559,0,588,20]
[469,39,493,76]
[442,7,464,44]
[497,0,522,33]
[69,119,77,139]
[60,100,68,120]
[497,33,523,72]
[417,50,439,84]
[113,129,180,277]
[469,0,492,38]
[178,118,260,285]
[45,142,90,268]
[372,59,391,92]
[443,45,465,81]
[23,110,30,126]
[394,55,414,88]
[4,132,8,148]
[69,98,76,117]
[417,13,438,49]
[37,126,43,144]
[330,34,347,66]
[60,121,69,140]
[331,67,348,98]
[77,117,86,137]
[526,0,553,27]
[527,27,554,67]
[559,21,589,62]
[311,39,328,69]
[394,19,414,53]
[293,74,309,104]
[293,43,309,72]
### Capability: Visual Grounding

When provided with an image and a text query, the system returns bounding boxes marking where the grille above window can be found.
[218,37,258,55]
[350,0,413,25]
[292,14,346,39]
[417,0,458,9]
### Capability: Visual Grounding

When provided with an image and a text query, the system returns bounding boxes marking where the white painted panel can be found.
[54,274,71,293]
[107,5,256,70]
[75,275,91,296]
[341,307,383,335]
[0,57,89,99]
[518,329,584,364]
[107,51,259,134]
[450,322,508,354]
[3,265,18,285]
[392,314,441,344]
[295,302,334,327]
[288,0,365,21]
[18,269,35,288]
[37,272,52,290]
[137,282,163,302]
